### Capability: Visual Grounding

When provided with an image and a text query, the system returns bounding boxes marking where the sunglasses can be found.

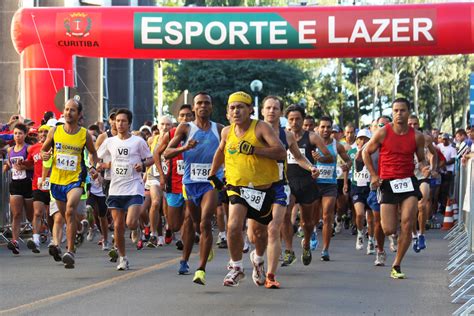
[378,123,385,127]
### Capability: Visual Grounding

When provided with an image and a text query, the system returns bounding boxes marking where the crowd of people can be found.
[1,94,472,288]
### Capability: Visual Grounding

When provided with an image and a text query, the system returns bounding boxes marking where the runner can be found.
[3,123,34,254]
[314,116,351,262]
[347,129,375,254]
[41,98,99,269]
[260,96,319,287]
[283,105,332,267]
[154,104,194,272]
[164,92,223,285]
[363,97,428,279]
[97,108,154,270]
[408,115,438,252]
[208,91,286,287]
[26,124,51,253]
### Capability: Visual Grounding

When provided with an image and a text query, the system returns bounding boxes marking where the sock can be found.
[254,254,264,264]
[412,233,417,239]
[233,260,243,269]
[267,273,275,281]
[368,236,374,243]
[357,229,363,237]
[418,233,424,237]
[33,233,40,244]
[150,232,156,237]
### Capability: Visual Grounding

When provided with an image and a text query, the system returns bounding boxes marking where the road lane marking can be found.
[0,255,186,314]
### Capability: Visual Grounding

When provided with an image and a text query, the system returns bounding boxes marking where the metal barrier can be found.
[447,157,474,316]
[0,159,11,242]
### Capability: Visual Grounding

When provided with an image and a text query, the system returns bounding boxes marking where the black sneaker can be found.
[27,239,40,254]
[147,236,158,248]
[49,244,62,262]
[7,240,20,255]
[62,251,75,269]
[218,238,228,249]
[176,240,184,251]
[342,214,351,230]
[194,234,200,244]
[321,249,330,261]
[351,225,357,236]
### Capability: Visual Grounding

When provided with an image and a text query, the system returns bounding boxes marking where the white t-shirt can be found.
[97,135,152,196]
[437,143,457,173]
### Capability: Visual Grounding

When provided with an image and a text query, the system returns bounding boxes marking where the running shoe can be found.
[374,251,386,266]
[250,250,265,286]
[147,236,158,248]
[117,257,129,271]
[356,235,364,250]
[48,244,62,262]
[367,240,375,255]
[87,226,97,242]
[194,233,200,244]
[389,235,398,252]
[27,239,40,254]
[321,249,330,261]
[296,227,304,238]
[317,221,323,230]
[144,226,151,241]
[342,214,351,230]
[207,248,215,262]
[176,240,184,251]
[178,260,190,275]
[243,239,250,254]
[418,234,426,250]
[62,251,75,269]
[108,247,119,263]
[7,240,20,255]
[264,274,280,289]
[310,231,318,251]
[351,225,357,236]
[223,267,245,287]
[157,236,165,247]
[390,266,406,279]
[102,240,111,251]
[281,250,296,267]
[301,239,312,266]
[136,239,144,250]
[74,233,84,247]
[61,224,67,244]
[218,237,228,249]
[131,229,139,244]
[193,270,206,285]
[412,237,420,253]
[165,229,173,245]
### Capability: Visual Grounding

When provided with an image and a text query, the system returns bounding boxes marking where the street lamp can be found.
[250,79,263,119]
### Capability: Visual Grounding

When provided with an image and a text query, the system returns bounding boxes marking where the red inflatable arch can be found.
[10,3,474,121]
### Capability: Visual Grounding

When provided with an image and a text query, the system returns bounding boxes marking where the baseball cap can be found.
[139,125,152,134]
[24,118,35,126]
[442,133,450,139]
[331,124,341,133]
[46,118,58,127]
[356,129,372,139]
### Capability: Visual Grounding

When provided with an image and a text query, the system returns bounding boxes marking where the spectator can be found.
[41,111,55,126]
[437,133,456,212]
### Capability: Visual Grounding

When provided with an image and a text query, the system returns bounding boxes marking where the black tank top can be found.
[276,127,288,184]
[287,131,315,179]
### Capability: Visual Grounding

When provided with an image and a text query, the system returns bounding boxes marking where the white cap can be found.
[46,118,58,127]
[57,117,66,124]
[356,129,371,139]
[139,125,152,133]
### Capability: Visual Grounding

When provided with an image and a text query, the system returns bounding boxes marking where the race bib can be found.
[38,177,51,190]
[240,187,266,211]
[287,148,305,164]
[390,177,414,193]
[11,157,27,180]
[56,153,78,171]
[190,163,211,181]
[354,169,370,187]
[336,166,343,178]
[177,160,185,175]
[318,165,335,179]
[114,162,132,178]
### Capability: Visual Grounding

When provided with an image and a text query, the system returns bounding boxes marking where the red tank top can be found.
[166,128,184,194]
[27,143,47,191]
[379,124,416,180]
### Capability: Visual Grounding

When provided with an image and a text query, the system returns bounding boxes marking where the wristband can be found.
[142,162,146,171]
[208,175,225,190]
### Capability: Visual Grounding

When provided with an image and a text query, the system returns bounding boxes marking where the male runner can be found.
[314,116,351,262]
[260,96,319,287]
[155,104,194,273]
[164,92,223,285]
[208,91,286,287]
[41,99,98,268]
[408,115,437,252]
[283,105,332,266]
[363,97,428,279]
[97,108,154,270]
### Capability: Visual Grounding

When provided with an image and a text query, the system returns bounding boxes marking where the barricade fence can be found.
[447,157,474,316]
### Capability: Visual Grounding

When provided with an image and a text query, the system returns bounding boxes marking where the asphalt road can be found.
[0,228,455,316]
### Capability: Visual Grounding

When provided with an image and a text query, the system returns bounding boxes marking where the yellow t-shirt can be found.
[225,119,279,187]
[50,125,87,186]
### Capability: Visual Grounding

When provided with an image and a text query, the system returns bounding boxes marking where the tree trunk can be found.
[413,73,419,117]
[435,82,443,128]
[354,59,360,129]
[449,83,455,135]
[392,59,398,100]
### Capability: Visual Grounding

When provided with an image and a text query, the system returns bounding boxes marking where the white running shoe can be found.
[131,228,140,244]
[355,235,364,250]
[87,226,97,242]
[157,236,165,246]
[117,256,129,271]
[223,267,245,287]
[374,251,386,266]
[61,224,67,244]
[250,250,265,286]
[102,240,111,251]
[367,240,375,255]
[334,220,342,234]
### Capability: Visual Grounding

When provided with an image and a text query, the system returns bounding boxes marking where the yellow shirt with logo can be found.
[225,119,279,187]
[51,125,87,185]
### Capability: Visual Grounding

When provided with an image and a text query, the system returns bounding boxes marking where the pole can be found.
[253,95,258,120]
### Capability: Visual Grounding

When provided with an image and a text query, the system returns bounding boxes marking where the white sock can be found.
[233,260,243,269]
[33,233,40,244]
[412,233,417,239]
[254,254,264,264]
[357,229,363,237]
[368,236,374,243]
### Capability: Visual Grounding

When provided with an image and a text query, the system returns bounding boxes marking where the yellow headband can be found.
[38,125,51,131]
[228,91,252,106]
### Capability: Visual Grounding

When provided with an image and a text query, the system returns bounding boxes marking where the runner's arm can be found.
[362,128,385,182]
[425,135,438,172]
[40,127,56,160]
[253,121,286,160]
[287,131,316,172]
[310,132,333,163]
[209,127,229,177]
[337,143,352,170]
[163,123,192,159]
